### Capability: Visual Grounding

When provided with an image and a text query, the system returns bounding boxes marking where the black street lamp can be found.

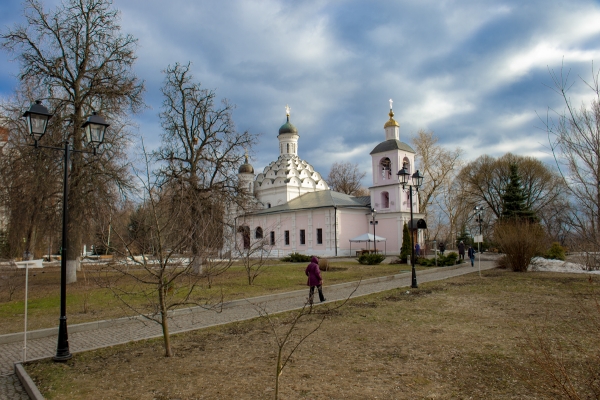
[397,167,424,289]
[23,101,108,362]
[474,206,483,237]
[474,206,484,271]
[370,208,378,253]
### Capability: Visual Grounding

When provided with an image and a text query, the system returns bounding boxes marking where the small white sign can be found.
[15,259,44,269]
[474,235,483,243]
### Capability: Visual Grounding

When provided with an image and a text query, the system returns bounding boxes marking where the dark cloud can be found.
[1,0,600,183]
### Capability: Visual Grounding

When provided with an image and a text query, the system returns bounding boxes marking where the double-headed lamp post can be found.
[474,206,483,270]
[23,100,109,362]
[370,208,378,253]
[397,167,424,289]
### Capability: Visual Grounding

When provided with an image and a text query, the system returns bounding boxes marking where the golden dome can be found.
[384,109,399,128]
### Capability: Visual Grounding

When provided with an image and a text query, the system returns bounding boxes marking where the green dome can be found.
[278,116,298,135]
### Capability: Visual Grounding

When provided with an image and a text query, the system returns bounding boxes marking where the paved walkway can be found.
[0,258,497,399]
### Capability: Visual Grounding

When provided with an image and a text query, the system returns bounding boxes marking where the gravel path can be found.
[0,257,498,399]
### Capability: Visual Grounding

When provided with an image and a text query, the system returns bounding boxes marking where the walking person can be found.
[468,244,475,267]
[415,243,421,257]
[305,256,326,304]
[439,242,445,255]
[458,241,465,260]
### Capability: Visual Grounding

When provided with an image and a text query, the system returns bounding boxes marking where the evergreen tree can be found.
[501,163,537,222]
[456,225,471,246]
[400,222,411,263]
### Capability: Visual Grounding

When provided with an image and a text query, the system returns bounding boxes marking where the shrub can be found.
[281,252,312,262]
[399,223,411,263]
[445,252,459,265]
[493,220,547,272]
[318,258,329,271]
[414,254,461,267]
[358,253,386,265]
[545,242,566,261]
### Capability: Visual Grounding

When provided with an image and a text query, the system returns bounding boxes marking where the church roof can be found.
[249,190,369,215]
[383,109,399,128]
[255,154,329,189]
[238,154,254,174]
[370,139,415,155]
[278,115,298,135]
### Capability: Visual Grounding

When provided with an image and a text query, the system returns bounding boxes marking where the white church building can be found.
[228,103,425,257]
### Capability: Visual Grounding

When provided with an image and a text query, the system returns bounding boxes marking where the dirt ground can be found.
[24,268,600,399]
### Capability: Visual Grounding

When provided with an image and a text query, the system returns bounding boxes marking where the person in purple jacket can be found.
[305,256,326,304]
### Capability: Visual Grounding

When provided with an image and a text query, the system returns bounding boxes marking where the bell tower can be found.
[369,99,417,214]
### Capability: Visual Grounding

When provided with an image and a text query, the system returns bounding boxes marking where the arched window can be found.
[381,191,389,208]
[380,158,392,179]
[255,227,263,239]
[287,143,290,153]
[402,157,411,174]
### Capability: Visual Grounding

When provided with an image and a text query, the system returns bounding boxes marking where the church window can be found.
[316,228,323,244]
[267,203,271,208]
[285,230,290,245]
[300,229,306,245]
[380,158,392,179]
[255,227,263,239]
[270,231,275,245]
[238,226,250,249]
[287,143,290,153]
[402,158,411,174]
[381,191,389,208]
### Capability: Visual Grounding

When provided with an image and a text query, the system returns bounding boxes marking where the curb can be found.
[14,363,44,400]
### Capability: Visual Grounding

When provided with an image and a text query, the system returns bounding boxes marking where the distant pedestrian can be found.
[415,243,421,257]
[458,241,465,260]
[305,256,325,304]
[439,242,445,255]
[468,245,475,267]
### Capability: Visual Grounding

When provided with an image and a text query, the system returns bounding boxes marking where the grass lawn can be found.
[24,268,600,399]
[0,259,411,334]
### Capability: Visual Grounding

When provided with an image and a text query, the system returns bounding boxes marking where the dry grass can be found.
[24,268,600,399]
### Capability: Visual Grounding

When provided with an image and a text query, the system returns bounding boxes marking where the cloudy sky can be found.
[1,0,600,183]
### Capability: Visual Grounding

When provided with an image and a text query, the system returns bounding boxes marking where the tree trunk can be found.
[275,349,282,399]
[66,259,78,284]
[159,285,172,357]
[192,257,203,275]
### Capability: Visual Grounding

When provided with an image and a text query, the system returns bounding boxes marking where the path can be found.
[0,258,497,399]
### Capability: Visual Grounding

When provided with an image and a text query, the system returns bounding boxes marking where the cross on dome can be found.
[285,104,291,116]
[389,98,393,110]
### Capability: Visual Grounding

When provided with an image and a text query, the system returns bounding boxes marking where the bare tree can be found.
[411,129,463,215]
[325,161,366,196]
[0,89,66,260]
[154,62,257,274]
[101,143,231,357]
[2,0,144,282]
[544,63,600,252]
[255,283,359,399]
[461,153,565,221]
[236,229,275,285]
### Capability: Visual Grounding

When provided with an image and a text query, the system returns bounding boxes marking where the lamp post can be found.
[397,167,423,289]
[474,206,483,275]
[23,101,108,361]
[370,208,378,253]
